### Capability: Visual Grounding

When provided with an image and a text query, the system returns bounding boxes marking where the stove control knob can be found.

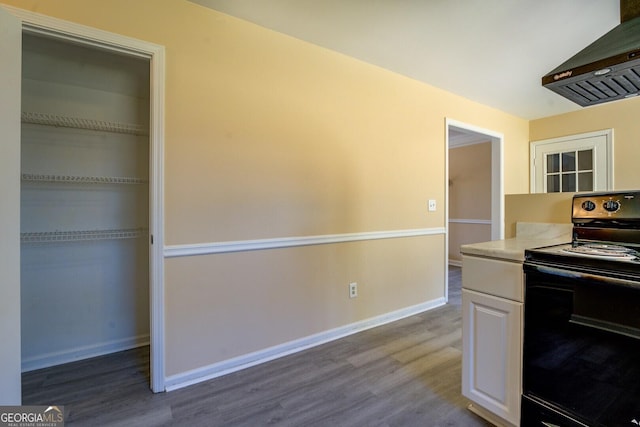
[603,200,620,212]
[581,200,596,211]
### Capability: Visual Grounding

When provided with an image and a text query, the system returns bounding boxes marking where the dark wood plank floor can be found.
[23,266,491,426]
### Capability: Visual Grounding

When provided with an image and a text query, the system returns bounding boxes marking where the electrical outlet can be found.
[428,199,437,212]
[349,282,358,298]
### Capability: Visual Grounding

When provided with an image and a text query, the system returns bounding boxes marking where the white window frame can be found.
[530,129,613,193]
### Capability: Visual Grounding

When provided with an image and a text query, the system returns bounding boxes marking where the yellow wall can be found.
[530,97,640,191]
[504,193,574,238]
[448,142,492,262]
[1,0,529,382]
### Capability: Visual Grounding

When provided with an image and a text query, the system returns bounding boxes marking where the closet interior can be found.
[20,32,151,372]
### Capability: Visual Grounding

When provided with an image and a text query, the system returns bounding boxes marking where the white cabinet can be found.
[462,255,523,427]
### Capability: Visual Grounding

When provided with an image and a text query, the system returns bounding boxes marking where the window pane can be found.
[562,172,576,192]
[533,131,610,194]
[547,174,560,192]
[562,152,576,172]
[547,154,560,173]
[578,172,593,191]
[578,149,593,171]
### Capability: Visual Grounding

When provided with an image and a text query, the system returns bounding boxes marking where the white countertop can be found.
[460,237,570,262]
[460,222,572,262]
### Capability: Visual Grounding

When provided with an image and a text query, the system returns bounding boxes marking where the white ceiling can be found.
[189,0,623,120]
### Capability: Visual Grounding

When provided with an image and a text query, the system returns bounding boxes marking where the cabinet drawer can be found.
[462,255,523,302]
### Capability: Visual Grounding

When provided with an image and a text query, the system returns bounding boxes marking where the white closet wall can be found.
[20,34,150,371]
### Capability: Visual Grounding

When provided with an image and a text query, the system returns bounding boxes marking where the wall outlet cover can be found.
[349,282,358,298]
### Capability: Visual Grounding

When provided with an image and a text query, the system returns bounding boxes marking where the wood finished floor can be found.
[23,266,491,426]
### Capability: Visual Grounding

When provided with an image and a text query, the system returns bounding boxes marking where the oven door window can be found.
[523,266,640,426]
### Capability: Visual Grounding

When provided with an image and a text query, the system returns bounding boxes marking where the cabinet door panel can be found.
[462,289,522,425]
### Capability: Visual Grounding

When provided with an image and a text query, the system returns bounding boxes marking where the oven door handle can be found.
[526,263,640,290]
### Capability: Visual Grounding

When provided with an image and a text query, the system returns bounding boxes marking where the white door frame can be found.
[3,6,166,394]
[530,129,614,193]
[0,5,23,404]
[445,118,504,300]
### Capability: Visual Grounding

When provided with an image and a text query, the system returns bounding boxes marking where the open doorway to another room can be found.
[445,120,503,304]
[0,6,167,402]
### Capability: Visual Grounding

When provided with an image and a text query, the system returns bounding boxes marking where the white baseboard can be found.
[164,297,446,391]
[21,334,150,372]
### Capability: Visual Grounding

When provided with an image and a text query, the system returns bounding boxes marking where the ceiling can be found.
[189,0,623,121]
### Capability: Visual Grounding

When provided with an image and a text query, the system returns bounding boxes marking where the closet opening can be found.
[19,31,152,393]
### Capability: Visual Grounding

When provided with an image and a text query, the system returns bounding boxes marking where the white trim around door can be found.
[445,118,504,302]
[446,119,504,242]
[3,5,166,394]
[529,129,613,193]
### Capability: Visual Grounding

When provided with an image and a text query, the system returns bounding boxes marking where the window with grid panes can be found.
[545,149,594,192]
[530,130,612,193]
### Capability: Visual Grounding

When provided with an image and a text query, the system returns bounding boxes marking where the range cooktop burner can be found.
[562,243,638,260]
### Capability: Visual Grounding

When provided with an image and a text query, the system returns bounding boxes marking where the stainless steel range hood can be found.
[542,1,640,107]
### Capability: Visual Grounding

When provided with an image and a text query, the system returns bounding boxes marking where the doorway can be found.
[20,31,151,373]
[0,6,165,401]
[445,119,503,302]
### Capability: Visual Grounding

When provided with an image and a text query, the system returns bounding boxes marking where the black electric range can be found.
[522,190,640,426]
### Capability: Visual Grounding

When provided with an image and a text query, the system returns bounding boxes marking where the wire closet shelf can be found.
[21,111,149,136]
[21,228,148,244]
